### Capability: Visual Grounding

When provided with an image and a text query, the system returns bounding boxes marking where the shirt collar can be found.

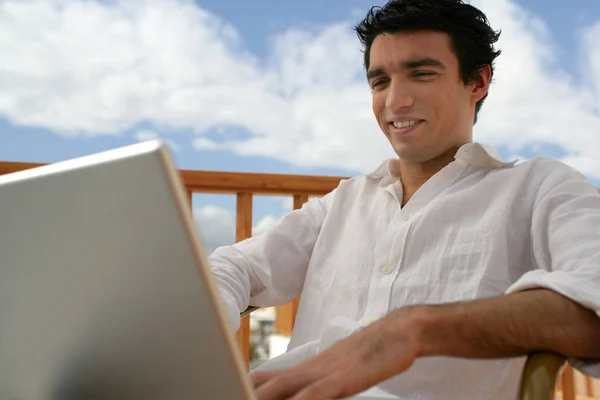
[455,142,518,169]
[366,142,517,181]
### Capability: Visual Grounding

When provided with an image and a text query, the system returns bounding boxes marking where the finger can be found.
[289,375,342,400]
[255,369,319,400]
[251,371,278,389]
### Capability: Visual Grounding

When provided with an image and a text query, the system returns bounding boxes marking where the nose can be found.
[385,79,414,110]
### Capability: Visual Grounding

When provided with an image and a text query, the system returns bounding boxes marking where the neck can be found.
[390,146,461,206]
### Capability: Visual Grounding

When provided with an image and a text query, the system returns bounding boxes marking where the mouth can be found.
[388,119,424,137]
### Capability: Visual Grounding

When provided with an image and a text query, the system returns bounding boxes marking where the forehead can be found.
[369,31,458,69]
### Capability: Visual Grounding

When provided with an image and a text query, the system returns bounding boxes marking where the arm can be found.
[251,289,600,400]
[208,194,330,331]
[409,288,600,359]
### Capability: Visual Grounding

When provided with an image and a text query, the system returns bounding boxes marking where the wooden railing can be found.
[0,160,597,400]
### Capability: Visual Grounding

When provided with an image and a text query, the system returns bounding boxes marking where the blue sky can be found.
[1,0,599,250]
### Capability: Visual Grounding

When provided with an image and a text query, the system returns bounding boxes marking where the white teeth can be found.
[393,120,418,129]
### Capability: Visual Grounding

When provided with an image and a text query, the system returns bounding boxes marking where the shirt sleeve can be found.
[505,160,600,377]
[207,193,331,332]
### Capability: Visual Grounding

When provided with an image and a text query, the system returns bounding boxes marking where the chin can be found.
[393,145,435,163]
[393,147,421,162]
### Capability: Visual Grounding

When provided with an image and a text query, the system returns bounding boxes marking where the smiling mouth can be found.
[389,120,424,136]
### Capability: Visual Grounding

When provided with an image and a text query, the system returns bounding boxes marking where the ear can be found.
[471,64,492,104]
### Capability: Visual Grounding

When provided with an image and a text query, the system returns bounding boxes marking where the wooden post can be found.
[585,374,594,398]
[561,366,575,400]
[292,194,309,213]
[235,192,253,367]
[274,194,308,336]
[186,189,194,214]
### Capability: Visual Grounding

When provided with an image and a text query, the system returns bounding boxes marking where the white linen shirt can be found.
[208,142,600,399]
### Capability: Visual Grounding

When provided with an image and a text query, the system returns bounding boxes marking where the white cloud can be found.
[135,129,180,151]
[253,215,281,237]
[135,129,159,141]
[469,0,600,175]
[281,197,294,212]
[194,205,235,253]
[193,137,224,151]
[0,0,264,135]
[583,22,600,114]
[1,0,600,180]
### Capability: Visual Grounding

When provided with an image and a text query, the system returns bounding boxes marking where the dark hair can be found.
[354,0,501,124]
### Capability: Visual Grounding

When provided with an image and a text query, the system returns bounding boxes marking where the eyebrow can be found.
[366,57,446,80]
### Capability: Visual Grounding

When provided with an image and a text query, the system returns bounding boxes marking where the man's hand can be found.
[250,310,422,400]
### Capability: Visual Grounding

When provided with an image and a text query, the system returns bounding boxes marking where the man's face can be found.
[368,31,488,163]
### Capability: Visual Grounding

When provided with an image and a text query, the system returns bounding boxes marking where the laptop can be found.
[0,141,396,399]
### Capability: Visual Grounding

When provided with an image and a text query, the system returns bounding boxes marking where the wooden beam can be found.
[182,169,342,196]
[0,161,345,197]
[235,192,253,368]
[0,161,40,175]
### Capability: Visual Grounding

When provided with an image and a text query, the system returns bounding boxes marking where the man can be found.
[208,0,600,399]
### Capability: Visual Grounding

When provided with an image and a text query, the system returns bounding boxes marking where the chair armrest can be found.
[519,352,566,400]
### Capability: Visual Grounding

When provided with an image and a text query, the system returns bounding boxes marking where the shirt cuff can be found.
[506,269,600,377]
[215,288,241,333]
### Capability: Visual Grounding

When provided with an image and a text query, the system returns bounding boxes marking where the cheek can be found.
[444,90,470,123]
[430,88,460,121]
[372,93,385,122]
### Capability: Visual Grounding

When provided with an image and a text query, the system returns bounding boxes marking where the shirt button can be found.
[381,265,392,274]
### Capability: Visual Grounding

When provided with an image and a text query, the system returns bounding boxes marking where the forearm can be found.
[395,289,600,360]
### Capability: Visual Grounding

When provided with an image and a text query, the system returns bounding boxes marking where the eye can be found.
[413,71,436,78]
[370,78,389,89]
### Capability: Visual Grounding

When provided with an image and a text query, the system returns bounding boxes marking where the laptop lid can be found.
[0,141,256,400]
